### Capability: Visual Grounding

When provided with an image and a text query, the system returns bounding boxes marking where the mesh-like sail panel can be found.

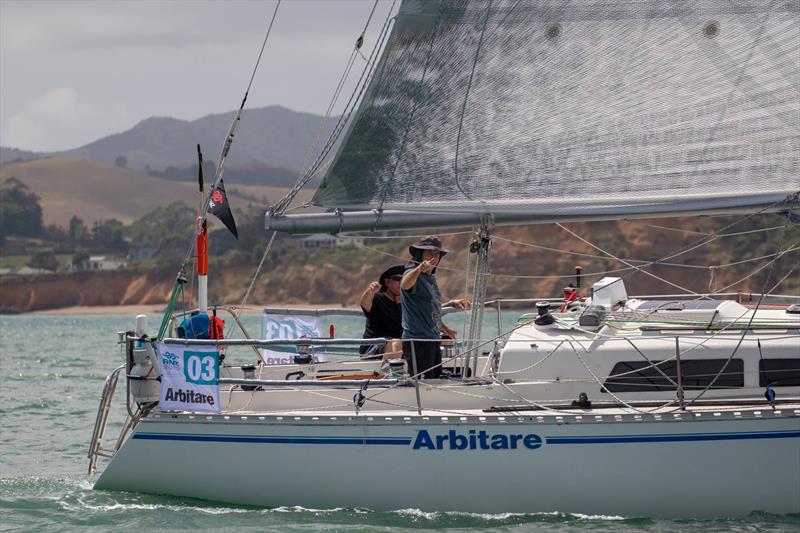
[313,0,799,215]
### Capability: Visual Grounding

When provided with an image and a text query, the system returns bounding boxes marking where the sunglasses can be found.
[387,275,403,281]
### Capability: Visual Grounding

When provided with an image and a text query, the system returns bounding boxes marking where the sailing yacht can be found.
[88,0,800,517]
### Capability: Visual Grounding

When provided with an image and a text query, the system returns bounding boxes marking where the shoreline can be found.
[20,303,353,317]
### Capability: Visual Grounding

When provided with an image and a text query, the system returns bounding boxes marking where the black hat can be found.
[408,235,449,257]
[379,265,405,290]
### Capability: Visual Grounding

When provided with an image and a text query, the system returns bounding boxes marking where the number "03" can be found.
[185,354,217,384]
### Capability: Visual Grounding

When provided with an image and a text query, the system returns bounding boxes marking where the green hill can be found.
[0,158,313,226]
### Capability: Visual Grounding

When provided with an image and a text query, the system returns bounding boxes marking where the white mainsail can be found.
[271,0,799,233]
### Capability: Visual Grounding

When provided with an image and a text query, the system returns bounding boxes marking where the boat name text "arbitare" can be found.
[163,387,216,405]
[412,429,543,450]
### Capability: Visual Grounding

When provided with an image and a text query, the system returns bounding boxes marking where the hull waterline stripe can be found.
[132,433,412,445]
[546,429,800,444]
[131,429,800,445]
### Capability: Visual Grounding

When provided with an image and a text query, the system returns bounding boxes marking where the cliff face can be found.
[0,218,769,314]
[0,271,175,313]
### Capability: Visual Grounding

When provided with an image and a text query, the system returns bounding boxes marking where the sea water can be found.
[1,313,798,532]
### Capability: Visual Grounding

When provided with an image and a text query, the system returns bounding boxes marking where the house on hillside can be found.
[67,256,127,272]
[88,256,126,270]
[299,234,338,250]
[296,234,365,249]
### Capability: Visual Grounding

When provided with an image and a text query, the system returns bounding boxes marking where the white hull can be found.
[95,406,800,517]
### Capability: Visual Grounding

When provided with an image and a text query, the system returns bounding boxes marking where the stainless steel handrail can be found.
[87,364,125,476]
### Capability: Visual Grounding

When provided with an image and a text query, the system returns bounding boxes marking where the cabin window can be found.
[759,359,800,387]
[603,359,744,392]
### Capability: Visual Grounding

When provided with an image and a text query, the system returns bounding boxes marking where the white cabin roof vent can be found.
[590,277,628,309]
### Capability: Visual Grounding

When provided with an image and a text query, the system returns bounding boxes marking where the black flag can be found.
[209,179,238,239]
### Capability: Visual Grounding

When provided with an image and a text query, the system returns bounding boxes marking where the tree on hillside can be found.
[68,216,91,246]
[42,224,68,244]
[0,177,43,239]
[127,201,195,258]
[71,248,90,271]
[28,250,58,271]
[91,219,128,253]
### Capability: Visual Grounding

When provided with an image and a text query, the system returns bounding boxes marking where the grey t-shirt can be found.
[401,263,442,340]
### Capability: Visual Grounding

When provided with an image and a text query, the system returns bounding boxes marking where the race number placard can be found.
[156,343,220,413]
[259,314,327,365]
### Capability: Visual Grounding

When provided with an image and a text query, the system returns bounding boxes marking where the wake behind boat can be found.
[88,0,799,518]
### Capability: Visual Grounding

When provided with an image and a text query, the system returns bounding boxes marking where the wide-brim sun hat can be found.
[408,235,449,257]
[379,265,406,290]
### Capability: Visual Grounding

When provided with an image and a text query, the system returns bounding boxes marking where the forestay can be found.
[312,0,799,217]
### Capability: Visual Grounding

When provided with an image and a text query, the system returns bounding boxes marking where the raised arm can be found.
[360,281,381,312]
[401,260,434,291]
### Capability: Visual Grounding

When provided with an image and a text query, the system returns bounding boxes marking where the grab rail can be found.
[87,364,125,476]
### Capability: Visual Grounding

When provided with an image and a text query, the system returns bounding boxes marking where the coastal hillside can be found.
[3,215,795,314]
[2,105,336,175]
[0,159,312,226]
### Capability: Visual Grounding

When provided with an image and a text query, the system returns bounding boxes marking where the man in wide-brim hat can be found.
[400,235,468,379]
[359,265,405,357]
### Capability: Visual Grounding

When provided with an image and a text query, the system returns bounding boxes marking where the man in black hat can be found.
[359,265,404,356]
[400,235,467,378]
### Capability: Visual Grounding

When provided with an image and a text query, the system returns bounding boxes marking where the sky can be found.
[0,0,398,152]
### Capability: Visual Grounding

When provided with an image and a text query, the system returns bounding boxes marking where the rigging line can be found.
[272,3,396,215]
[351,236,798,282]
[555,194,797,289]
[718,243,800,269]
[295,0,378,180]
[634,222,791,238]
[496,236,799,270]
[294,49,358,180]
[703,239,800,297]
[688,197,798,406]
[302,6,395,181]
[352,240,651,279]
[492,235,711,267]
[301,2,396,180]
[360,0,380,35]
[365,322,532,403]
[178,0,282,271]
[556,223,701,296]
[376,0,444,212]
[337,230,473,239]
[566,340,648,414]
[622,194,800,277]
[461,242,472,341]
[625,221,711,236]
[244,0,282,96]
[767,267,796,295]
[453,0,493,200]
[719,225,796,238]
[226,230,278,337]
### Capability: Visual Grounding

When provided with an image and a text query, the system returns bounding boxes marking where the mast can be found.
[464,217,492,378]
[197,145,208,314]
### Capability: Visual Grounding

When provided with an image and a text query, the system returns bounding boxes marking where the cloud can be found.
[0,0,399,151]
[2,88,128,152]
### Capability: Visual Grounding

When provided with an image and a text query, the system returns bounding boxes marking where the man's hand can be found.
[418,259,435,274]
[441,323,457,339]
[360,281,382,312]
[445,298,471,310]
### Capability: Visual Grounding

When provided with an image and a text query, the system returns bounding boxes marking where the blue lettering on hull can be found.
[412,429,543,450]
